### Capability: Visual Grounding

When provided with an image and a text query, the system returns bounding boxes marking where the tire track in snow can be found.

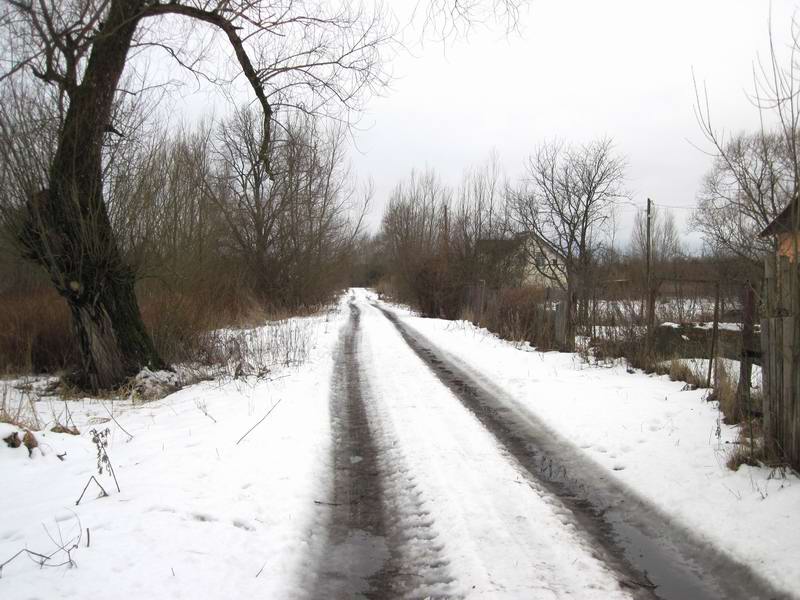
[374,302,786,600]
[312,300,457,599]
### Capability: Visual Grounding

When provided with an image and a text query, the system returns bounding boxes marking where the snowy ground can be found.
[0,306,345,599]
[1,289,798,599]
[383,293,799,598]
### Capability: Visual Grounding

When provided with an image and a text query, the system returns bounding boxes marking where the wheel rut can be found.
[313,301,456,599]
[374,302,787,600]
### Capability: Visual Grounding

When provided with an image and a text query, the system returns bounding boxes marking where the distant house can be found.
[475,233,566,289]
[474,236,528,288]
[520,232,567,289]
[759,199,799,261]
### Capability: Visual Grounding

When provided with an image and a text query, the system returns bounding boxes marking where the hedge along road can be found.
[313,293,662,599]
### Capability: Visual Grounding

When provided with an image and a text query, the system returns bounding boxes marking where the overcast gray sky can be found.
[350,0,798,249]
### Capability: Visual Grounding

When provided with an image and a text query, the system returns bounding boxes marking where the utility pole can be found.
[644,198,654,360]
[646,198,653,304]
[443,203,449,258]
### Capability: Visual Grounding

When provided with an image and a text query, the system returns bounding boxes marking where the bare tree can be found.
[632,204,681,267]
[0,0,529,389]
[0,0,390,389]
[451,153,517,288]
[692,131,791,263]
[510,138,626,348]
[248,113,369,306]
[381,168,453,313]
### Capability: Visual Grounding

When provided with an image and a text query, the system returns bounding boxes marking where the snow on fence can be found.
[761,255,800,469]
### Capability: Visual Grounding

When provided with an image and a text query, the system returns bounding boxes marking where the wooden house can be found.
[760,199,799,261]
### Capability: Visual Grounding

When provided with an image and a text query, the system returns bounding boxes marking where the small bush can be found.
[489,287,559,350]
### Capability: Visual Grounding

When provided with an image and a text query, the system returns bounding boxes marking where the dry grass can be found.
[0,383,42,430]
[0,289,76,375]
[476,287,560,351]
[710,361,741,424]
[194,318,314,381]
[658,358,745,424]
[664,358,705,389]
[725,419,764,471]
[0,280,267,378]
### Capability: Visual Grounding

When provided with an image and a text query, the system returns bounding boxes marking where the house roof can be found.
[760,199,799,238]
[475,237,526,261]
[516,230,561,257]
[476,232,562,260]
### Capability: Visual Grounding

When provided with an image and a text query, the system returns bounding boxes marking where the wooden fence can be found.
[761,256,800,469]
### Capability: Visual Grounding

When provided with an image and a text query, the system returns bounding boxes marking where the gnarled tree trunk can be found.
[22,0,165,391]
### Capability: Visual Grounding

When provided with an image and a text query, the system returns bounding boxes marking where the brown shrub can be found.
[138,279,265,366]
[3,431,20,448]
[0,276,266,377]
[0,288,76,375]
[479,287,560,350]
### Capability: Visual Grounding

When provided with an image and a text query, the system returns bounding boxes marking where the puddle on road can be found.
[314,529,391,599]
[606,511,712,600]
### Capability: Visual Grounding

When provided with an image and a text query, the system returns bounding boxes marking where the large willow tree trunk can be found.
[22,0,165,391]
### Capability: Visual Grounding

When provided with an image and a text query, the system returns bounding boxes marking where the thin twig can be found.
[76,475,109,506]
[107,459,121,493]
[235,398,284,445]
[98,399,134,441]
[313,499,343,506]
[0,548,51,578]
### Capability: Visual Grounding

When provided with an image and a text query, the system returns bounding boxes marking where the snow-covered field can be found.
[595,297,739,324]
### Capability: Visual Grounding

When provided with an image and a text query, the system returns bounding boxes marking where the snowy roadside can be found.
[0,302,348,599]
[370,291,800,597]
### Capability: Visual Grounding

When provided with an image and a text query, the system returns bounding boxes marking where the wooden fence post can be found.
[555,295,566,351]
[706,282,721,389]
[762,256,775,458]
[738,282,755,419]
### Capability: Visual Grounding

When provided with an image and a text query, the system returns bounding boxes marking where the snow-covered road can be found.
[2,289,796,599]
[313,294,636,598]
[311,290,787,599]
